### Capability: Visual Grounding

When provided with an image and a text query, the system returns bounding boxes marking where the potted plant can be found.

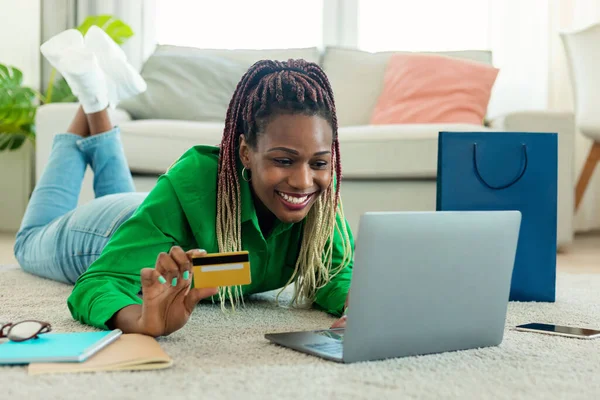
[0,15,134,152]
[0,15,134,232]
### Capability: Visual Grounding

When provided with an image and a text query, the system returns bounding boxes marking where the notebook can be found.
[0,329,122,365]
[28,334,173,375]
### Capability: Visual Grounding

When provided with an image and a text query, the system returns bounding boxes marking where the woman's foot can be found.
[84,26,147,108]
[40,29,109,114]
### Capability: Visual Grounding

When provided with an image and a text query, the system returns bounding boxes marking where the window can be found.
[152,0,547,116]
[156,0,324,49]
[357,0,491,52]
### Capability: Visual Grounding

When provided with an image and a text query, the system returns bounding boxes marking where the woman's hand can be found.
[330,315,347,329]
[114,247,218,337]
[329,290,350,329]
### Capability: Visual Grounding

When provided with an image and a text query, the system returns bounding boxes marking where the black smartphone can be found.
[515,323,600,339]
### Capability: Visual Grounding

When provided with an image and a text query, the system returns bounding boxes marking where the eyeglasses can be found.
[0,320,52,342]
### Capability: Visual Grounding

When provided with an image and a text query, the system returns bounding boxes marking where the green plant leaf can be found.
[76,15,134,45]
[0,133,27,151]
[0,64,23,86]
[0,65,35,104]
[77,15,113,34]
[0,63,37,151]
[0,104,36,126]
[49,77,77,103]
[0,110,36,151]
[102,20,134,45]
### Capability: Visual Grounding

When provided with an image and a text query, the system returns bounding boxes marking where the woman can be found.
[15,29,354,337]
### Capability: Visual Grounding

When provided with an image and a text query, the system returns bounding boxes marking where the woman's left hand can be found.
[330,290,350,329]
[330,315,347,329]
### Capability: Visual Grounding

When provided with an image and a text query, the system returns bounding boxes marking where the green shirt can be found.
[67,145,355,329]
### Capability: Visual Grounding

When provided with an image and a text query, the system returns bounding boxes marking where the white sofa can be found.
[34,46,576,248]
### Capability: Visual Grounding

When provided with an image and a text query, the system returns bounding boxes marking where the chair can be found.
[560,22,600,211]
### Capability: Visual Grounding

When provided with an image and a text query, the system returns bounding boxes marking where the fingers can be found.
[155,251,179,286]
[330,316,347,329]
[170,246,189,267]
[154,246,194,288]
[169,246,192,286]
[140,268,165,299]
[140,268,159,289]
[186,248,206,262]
[184,248,206,290]
[184,287,219,312]
[183,249,213,311]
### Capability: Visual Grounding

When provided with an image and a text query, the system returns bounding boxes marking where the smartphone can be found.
[515,323,600,339]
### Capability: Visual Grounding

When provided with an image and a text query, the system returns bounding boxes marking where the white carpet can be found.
[1,264,599,400]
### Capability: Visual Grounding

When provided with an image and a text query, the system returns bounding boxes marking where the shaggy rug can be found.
[1,264,599,400]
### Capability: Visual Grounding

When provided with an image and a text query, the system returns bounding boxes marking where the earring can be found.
[242,167,251,182]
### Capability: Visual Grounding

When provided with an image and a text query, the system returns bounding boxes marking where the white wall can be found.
[0,0,41,89]
[547,0,600,233]
[0,0,40,232]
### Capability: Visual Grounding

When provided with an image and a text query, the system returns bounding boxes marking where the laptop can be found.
[265,211,521,363]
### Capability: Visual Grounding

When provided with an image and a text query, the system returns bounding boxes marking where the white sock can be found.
[60,49,109,113]
[84,26,147,108]
[40,29,84,68]
[41,29,109,113]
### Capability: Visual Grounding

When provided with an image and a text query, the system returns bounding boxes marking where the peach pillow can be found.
[370,53,499,125]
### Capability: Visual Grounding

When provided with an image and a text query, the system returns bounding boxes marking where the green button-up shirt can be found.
[67,145,355,329]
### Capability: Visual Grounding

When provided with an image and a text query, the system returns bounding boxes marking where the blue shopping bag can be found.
[436,131,558,302]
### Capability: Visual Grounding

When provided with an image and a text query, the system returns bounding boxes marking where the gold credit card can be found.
[192,251,251,288]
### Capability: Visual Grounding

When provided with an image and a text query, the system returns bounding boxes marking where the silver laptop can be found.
[265,211,521,363]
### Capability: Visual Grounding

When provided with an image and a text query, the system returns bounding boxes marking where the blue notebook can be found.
[0,329,122,365]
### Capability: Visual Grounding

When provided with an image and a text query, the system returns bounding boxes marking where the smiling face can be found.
[238,113,334,225]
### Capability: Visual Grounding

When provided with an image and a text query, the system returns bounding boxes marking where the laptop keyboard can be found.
[316,329,345,341]
[303,329,345,357]
[305,341,343,356]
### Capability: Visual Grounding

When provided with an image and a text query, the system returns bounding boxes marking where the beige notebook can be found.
[28,334,173,375]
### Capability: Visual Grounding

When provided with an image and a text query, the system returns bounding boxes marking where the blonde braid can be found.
[276,158,353,307]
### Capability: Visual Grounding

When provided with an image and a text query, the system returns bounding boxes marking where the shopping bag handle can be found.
[473,143,528,190]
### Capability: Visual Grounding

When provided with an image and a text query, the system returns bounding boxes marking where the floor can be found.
[0,230,598,273]
[0,232,17,265]
[556,231,600,273]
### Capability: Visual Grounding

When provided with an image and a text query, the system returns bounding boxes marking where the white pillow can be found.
[119,45,322,122]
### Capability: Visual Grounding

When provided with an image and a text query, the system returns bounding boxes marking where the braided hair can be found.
[215,59,352,310]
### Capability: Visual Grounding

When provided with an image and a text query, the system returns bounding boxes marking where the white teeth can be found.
[277,191,309,204]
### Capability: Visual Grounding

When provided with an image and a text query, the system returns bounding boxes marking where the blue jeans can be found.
[14,128,147,284]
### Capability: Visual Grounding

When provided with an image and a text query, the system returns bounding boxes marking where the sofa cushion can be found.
[119,120,496,179]
[371,53,499,125]
[119,53,248,122]
[119,45,322,123]
[322,47,493,128]
[119,120,225,174]
[150,44,321,65]
[338,123,497,179]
